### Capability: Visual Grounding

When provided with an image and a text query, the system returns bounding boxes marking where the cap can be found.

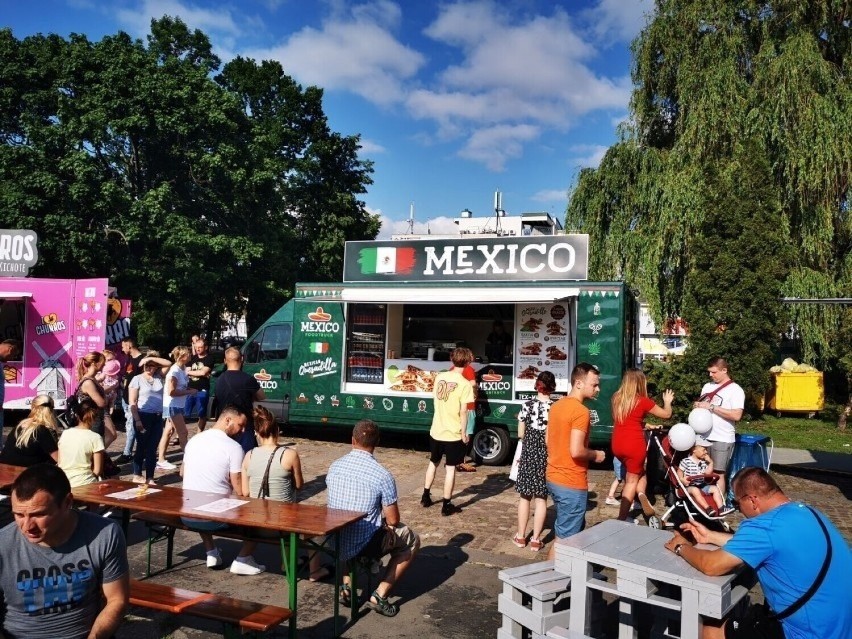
[694,435,713,447]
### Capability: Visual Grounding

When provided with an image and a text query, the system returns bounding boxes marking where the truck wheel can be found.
[472,427,511,466]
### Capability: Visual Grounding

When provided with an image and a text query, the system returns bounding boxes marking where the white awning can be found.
[0,292,33,299]
[339,286,580,303]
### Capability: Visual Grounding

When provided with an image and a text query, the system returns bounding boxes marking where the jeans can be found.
[133,412,164,480]
[547,481,587,539]
[122,399,136,456]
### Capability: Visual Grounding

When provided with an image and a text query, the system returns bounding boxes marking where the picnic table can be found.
[72,479,365,638]
[554,519,753,639]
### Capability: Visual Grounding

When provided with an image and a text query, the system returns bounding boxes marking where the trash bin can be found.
[767,371,824,415]
[726,433,774,504]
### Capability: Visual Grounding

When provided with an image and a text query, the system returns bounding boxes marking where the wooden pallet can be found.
[497,560,572,639]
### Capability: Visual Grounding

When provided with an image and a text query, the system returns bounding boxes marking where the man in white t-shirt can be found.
[693,357,744,499]
[180,406,264,575]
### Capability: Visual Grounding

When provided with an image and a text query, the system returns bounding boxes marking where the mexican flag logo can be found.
[358,246,416,275]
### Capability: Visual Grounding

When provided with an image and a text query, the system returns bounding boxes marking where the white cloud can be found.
[376,214,459,239]
[113,0,242,40]
[459,124,540,172]
[243,1,424,106]
[568,143,609,168]
[408,1,631,171]
[584,0,653,44]
[532,188,570,203]
[358,138,386,155]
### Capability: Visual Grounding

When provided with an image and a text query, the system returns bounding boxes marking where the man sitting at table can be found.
[327,419,420,617]
[0,463,129,639]
[665,467,851,639]
[181,405,265,576]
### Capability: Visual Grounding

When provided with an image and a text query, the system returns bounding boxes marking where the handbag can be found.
[256,446,284,499]
[729,506,833,639]
[509,441,523,482]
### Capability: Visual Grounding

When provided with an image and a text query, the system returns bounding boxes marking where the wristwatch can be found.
[674,543,684,556]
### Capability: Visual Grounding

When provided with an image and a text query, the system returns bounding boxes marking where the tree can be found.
[0,18,377,345]
[566,0,851,401]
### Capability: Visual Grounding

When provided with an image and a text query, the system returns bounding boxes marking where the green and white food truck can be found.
[214,235,637,464]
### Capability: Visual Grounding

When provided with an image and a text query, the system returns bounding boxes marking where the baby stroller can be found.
[648,430,735,533]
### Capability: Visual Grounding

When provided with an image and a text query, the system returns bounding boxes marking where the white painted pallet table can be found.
[554,520,753,639]
[546,627,593,639]
[497,560,572,639]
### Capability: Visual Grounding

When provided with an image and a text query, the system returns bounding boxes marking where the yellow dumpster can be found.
[767,371,824,416]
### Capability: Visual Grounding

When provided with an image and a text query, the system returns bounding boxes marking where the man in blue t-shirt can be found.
[664,467,851,639]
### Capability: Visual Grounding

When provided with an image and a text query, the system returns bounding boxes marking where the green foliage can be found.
[567,0,851,395]
[0,18,378,344]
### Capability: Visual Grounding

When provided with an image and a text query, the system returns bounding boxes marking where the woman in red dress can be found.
[611,369,674,521]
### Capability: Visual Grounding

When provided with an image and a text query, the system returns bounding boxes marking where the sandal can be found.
[529,538,544,552]
[456,462,477,472]
[367,590,399,617]
[339,584,352,608]
[512,534,527,548]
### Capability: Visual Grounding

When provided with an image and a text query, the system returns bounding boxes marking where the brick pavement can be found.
[105,422,850,638]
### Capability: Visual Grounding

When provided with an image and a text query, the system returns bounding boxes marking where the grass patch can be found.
[739,405,851,453]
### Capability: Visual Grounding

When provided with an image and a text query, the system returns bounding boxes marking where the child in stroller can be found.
[648,429,734,532]
[676,436,726,517]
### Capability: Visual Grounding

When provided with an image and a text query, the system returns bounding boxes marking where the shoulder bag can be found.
[730,506,833,639]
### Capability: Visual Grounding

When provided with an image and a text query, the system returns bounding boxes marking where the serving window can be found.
[398,303,514,363]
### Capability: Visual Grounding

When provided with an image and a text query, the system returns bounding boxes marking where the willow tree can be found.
[567,1,851,387]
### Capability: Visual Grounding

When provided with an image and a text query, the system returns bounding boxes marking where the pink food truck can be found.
[0,229,132,410]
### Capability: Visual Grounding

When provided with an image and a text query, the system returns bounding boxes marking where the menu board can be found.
[514,303,570,393]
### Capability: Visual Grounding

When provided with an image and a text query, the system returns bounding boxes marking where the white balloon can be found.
[688,408,714,434]
[668,423,696,452]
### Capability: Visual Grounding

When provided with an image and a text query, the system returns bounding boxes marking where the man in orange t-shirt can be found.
[546,362,606,556]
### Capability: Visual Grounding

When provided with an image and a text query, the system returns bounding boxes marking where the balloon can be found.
[688,408,714,434]
[668,423,696,452]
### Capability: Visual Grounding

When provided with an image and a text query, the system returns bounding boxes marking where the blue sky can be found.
[3,0,652,237]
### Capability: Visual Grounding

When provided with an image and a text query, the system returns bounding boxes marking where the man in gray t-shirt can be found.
[0,464,129,639]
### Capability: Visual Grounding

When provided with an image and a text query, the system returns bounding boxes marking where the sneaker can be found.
[115,454,132,465]
[420,493,433,508]
[441,501,462,516]
[156,460,177,470]
[637,492,655,517]
[529,538,544,552]
[605,497,620,506]
[206,550,223,569]
[512,534,527,548]
[230,556,265,575]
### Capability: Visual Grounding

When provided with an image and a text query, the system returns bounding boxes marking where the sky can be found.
[3,0,653,238]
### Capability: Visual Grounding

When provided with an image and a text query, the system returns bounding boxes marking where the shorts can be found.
[708,440,734,472]
[466,411,476,436]
[547,481,587,539]
[360,523,420,561]
[162,406,185,419]
[612,456,626,481]
[429,437,466,467]
[185,390,209,419]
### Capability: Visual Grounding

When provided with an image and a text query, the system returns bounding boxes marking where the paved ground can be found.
[106,422,850,638]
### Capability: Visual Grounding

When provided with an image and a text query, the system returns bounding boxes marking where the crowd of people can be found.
[0,342,848,639]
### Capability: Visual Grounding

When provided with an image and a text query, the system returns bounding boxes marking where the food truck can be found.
[0,230,132,410]
[217,235,636,464]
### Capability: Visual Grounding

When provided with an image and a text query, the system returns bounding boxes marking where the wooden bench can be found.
[133,512,290,575]
[129,579,291,637]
